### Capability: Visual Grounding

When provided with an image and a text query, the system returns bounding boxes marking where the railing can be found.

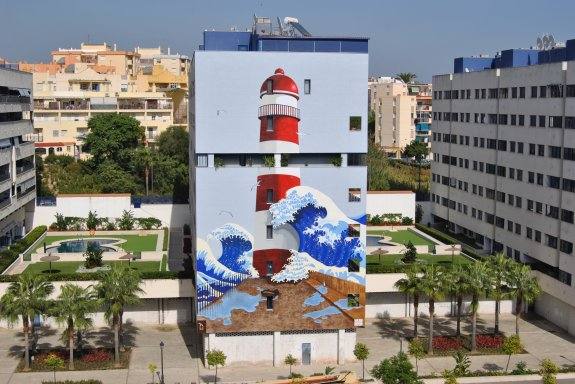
[147,101,173,110]
[16,165,34,175]
[61,103,89,110]
[90,104,117,110]
[34,103,60,110]
[119,102,146,110]
[24,133,43,142]
[258,104,300,119]
[0,197,11,210]
[17,186,35,199]
[0,95,30,104]
[37,196,57,206]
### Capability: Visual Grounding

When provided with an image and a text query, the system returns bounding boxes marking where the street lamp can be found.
[159,341,165,384]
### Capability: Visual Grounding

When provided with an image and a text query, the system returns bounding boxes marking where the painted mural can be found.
[196,68,366,333]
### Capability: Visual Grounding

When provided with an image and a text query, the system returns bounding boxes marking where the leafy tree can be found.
[502,335,523,372]
[207,349,226,384]
[353,343,369,381]
[156,125,189,165]
[420,265,445,355]
[402,241,417,264]
[86,210,102,231]
[116,210,136,230]
[97,160,140,194]
[403,140,429,192]
[84,114,144,165]
[0,274,54,370]
[452,350,470,376]
[485,253,513,334]
[133,147,155,196]
[95,264,143,364]
[408,338,425,374]
[54,213,68,231]
[84,242,103,269]
[462,262,489,351]
[148,362,158,384]
[395,72,418,84]
[51,284,98,369]
[415,204,423,224]
[284,354,297,376]
[370,352,422,384]
[136,217,163,230]
[442,265,467,336]
[44,353,65,383]
[540,358,558,384]
[507,264,541,335]
[394,267,424,338]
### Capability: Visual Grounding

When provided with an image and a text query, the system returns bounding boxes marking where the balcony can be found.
[24,133,43,143]
[146,100,172,110]
[61,101,89,111]
[0,95,30,104]
[34,102,60,111]
[119,100,146,110]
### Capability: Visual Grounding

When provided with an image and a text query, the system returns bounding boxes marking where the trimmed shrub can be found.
[0,270,193,283]
[0,226,47,273]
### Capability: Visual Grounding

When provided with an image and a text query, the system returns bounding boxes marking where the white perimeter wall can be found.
[204,330,356,366]
[366,192,415,219]
[29,195,190,228]
[535,292,575,336]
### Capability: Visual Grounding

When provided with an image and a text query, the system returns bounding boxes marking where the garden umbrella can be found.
[40,253,60,274]
[119,252,134,267]
[370,248,388,264]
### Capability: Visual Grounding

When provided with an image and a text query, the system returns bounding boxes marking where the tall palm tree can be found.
[51,284,99,370]
[443,264,467,336]
[485,253,512,334]
[507,264,541,336]
[95,264,143,364]
[395,72,417,84]
[420,265,444,355]
[462,262,489,351]
[394,266,425,338]
[133,147,155,196]
[0,273,54,370]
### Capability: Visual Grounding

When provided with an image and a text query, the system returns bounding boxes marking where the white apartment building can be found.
[0,66,36,245]
[431,41,575,335]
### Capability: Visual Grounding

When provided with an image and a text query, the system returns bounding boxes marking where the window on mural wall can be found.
[266,79,273,94]
[304,79,311,94]
[348,188,361,202]
[267,116,274,132]
[348,224,360,238]
[349,116,361,131]
[266,189,274,204]
[347,294,360,307]
[347,258,360,272]
[266,225,273,239]
[266,261,273,276]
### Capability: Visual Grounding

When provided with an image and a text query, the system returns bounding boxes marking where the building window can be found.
[266,79,273,94]
[347,294,360,308]
[304,79,311,94]
[267,116,274,132]
[196,154,208,167]
[531,86,537,98]
[348,258,360,272]
[266,225,273,239]
[266,189,274,204]
[266,261,274,276]
[348,188,361,202]
[266,296,274,310]
[348,224,360,238]
[519,87,526,98]
[349,116,361,131]
[560,240,573,255]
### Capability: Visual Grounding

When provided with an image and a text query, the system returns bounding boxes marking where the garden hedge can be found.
[0,269,192,283]
[415,224,483,261]
[0,225,47,273]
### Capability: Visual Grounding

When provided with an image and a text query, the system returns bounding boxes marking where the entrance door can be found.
[301,343,311,365]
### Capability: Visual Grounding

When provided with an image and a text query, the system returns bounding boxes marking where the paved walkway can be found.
[0,315,574,383]
[167,227,187,272]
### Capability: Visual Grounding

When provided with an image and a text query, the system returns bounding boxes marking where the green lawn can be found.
[367,228,435,246]
[367,253,473,267]
[41,234,159,252]
[23,261,161,275]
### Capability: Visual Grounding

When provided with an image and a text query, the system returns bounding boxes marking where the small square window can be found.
[348,224,360,238]
[266,79,273,94]
[266,296,274,310]
[266,116,274,132]
[349,116,361,131]
[266,225,273,239]
[266,189,274,204]
[304,79,311,94]
[347,294,360,308]
[348,188,361,202]
[266,261,274,276]
[348,258,360,272]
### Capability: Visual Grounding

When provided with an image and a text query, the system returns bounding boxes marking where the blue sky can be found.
[1,0,574,81]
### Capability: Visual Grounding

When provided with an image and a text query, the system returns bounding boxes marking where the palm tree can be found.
[462,262,489,351]
[507,264,541,336]
[394,266,425,338]
[0,273,54,370]
[51,284,99,370]
[95,263,143,364]
[485,253,512,334]
[395,72,417,84]
[443,264,467,336]
[133,147,155,196]
[420,265,444,354]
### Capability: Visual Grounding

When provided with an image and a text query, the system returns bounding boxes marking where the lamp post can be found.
[159,341,165,384]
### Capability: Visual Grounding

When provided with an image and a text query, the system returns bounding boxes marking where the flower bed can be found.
[475,334,504,350]
[431,336,466,352]
[417,333,526,356]
[18,348,130,372]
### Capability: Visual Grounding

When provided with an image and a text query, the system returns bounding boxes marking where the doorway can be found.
[301,343,311,365]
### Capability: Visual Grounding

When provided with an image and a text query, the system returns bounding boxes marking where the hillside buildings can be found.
[0,67,36,245]
[190,16,368,365]
[18,43,189,157]
[368,77,432,157]
[431,39,575,335]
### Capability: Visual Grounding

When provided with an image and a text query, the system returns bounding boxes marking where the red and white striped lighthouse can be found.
[253,68,301,277]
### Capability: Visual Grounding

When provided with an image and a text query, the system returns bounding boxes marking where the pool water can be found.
[46,238,117,253]
[367,235,386,246]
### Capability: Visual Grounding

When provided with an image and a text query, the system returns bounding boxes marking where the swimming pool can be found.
[45,238,118,253]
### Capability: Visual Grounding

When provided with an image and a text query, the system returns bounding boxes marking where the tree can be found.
[402,241,417,264]
[461,262,489,351]
[395,72,418,84]
[84,114,144,165]
[117,210,136,230]
[408,338,425,374]
[403,140,429,192]
[84,242,103,269]
[415,204,423,224]
[133,147,155,196]
[452,350,470,376]
[540,358,559,384]
[97,160,140,194]
[507,264,540,335]
[148,362,158,384]
[207,349,226,384]
[51,284,98,370]
[86,210,102,231]
[95,263,143,365]
[353,343,369,381]
[0,273,54,370]
[502,335,523,372]
[394,267,425,338]
[485,253,512,334]
[442,265,467,336]
[420,265,444,355]
[370,352,422,384]
[44,353,65,383]
[284,354,297,377]
[156,125,189,165]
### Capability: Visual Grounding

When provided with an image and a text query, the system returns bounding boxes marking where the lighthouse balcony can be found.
[258,104,300,119]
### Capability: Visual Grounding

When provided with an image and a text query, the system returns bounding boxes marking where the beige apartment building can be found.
[369,77,416,157]
[19,43,189,157]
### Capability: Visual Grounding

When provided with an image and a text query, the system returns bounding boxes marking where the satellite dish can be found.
[542,35,550,50]
[548,35,556,48]
[536,37,543,50]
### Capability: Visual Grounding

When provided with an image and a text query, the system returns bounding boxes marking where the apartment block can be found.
[431,39,575,335]
[0,66,36,245]
[19,43,189,157]
[190,16,368,365]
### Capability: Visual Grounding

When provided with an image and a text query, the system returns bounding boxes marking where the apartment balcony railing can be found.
[119,101,146,110]
[61,102,89,110]
[0,197,11,211]
[147,101,173,110]
[90,104,118,110]
[17,186,36,199]
[16,164,34,175]
[0,95,30,104]
[34,102,60,110]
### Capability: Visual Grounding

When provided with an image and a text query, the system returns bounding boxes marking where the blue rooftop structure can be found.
[453,38,575,73]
